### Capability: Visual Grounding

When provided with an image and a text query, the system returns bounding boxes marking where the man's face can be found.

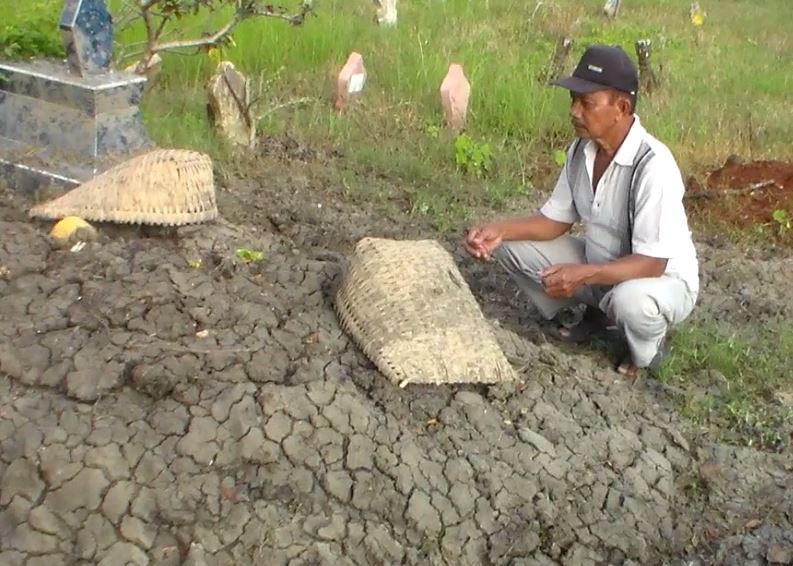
[569,90,625,139]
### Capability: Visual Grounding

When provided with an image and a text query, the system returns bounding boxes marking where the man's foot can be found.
[616,338,671,378]
[554,306,615,344]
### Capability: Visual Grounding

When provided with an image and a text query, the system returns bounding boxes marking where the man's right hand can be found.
[465,224,503,261]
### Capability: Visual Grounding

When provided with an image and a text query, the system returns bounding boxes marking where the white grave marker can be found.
[335,52,366,111]
[603,0,621,18]
[374,0,398,27]
[440,64,470,133]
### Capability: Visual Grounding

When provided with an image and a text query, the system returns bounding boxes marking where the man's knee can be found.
[490,241,514,269]
[492,241,544,277]
[605,281,662,328]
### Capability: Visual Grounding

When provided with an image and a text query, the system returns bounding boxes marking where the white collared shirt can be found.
[540,115,700,294]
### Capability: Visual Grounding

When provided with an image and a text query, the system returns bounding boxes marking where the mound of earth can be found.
[686,157,793,230]
[0,162,791,566]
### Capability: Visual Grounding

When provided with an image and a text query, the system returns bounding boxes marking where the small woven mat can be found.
[28,149,217,225]
[335,237,516,387]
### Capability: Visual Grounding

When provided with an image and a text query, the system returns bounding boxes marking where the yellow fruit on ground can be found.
[49,216,97,242]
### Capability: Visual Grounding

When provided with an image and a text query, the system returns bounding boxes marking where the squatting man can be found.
[465,45,699,377]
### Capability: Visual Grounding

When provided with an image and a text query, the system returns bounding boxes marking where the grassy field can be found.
[5,1,792,190]
[2,0,792,450]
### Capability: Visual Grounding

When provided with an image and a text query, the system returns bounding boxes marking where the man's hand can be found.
[541,263,596,298]
[465,224,503,261]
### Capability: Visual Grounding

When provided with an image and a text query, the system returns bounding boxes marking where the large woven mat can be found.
[28,149,217,225]
[335,237,516,387]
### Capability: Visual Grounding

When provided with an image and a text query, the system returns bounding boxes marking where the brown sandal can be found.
[616,338,670,378]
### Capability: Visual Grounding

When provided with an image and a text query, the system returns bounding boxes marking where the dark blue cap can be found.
[551,44,638,96]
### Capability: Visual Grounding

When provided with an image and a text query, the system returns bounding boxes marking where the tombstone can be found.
[635,39,660,94]
[544,37,574,83]
[0,0,153,193]
[374,0,398,27]
[439,64,470,133]
[690,2,705,26]
[206,61,254,148]
[603,0,621,18]
[335,52,366,111]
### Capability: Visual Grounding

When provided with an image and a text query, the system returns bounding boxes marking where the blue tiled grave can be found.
[60,0,114,76]
[0,0,153,193]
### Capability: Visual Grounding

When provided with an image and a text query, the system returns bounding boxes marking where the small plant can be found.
[553,149,567,167]
[409,190,433,216]
[772,208,791,236]
[235,248,265,262]
[454,134,493,178]
[423,120,441,139]
[407,189,467,233]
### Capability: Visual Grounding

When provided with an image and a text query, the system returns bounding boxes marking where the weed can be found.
[772,209,791,236]
[235,248,265,263]
[484,181,532,210]
[407,188,471,233]
[454,134,493,178]
[553,149,567,168]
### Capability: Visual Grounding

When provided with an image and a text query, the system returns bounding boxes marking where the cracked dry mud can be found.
[0,173,791,566]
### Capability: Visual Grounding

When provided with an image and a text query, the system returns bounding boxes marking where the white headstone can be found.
[440,64,470,133]
[603,0,621,18]
[335,52,366,111]
[374,0,398,27]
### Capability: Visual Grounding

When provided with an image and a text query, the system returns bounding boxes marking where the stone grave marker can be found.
[635,39,660,94]
[0,0,153,193]
[603,0,621,18]
[206,61,254,148]
[439,64,470,133]
[60,0,114,76]
[374,0,398,27]
[690,2,705,26]
[544,37,574,83]
[335,52,366,111]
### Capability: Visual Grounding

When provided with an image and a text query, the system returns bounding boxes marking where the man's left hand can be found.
[541,263,596,298]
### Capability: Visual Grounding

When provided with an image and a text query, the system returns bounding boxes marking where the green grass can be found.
[658,322,793,452]
[130,0,790,232]
[126,0,792,167]
[0,1,62,59]
[6,0,791,211]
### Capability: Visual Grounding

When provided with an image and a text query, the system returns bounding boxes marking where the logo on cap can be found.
[588,64,603,73]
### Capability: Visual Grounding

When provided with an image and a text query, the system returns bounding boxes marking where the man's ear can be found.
[617,94,632,117]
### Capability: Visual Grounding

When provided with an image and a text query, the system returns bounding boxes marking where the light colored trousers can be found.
[493,236,697,367]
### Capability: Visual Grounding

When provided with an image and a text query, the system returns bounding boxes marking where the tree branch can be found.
[684,180,779,200]
[127,0,314,74]
[153,12,245,53]
[250,1,314,25]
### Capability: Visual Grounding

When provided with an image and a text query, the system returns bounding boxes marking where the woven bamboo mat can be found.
[335,237,516,387]
[29,149,217,226]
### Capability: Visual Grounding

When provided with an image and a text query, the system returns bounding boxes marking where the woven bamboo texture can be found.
[29,149,217,225]
[335,237,516,387]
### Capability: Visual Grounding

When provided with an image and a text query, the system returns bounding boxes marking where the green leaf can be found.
[553,149,567,167]
[235,248,265,262]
